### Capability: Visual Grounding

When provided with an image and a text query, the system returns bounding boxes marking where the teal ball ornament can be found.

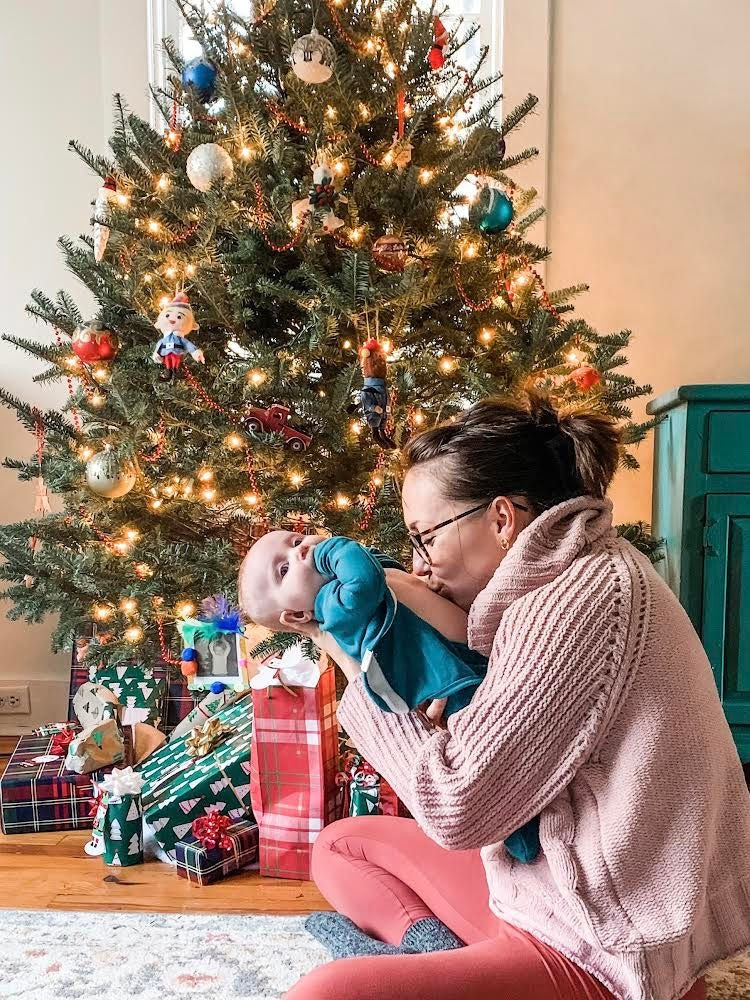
[182,56,218,102]
[472,186,514,234]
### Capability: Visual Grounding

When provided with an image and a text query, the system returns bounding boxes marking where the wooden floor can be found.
[0,828,330,914]
[0,737,330,915]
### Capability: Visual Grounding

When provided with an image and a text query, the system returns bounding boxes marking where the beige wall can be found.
[0,1,148,730]
[0,1,748,725]
[543,0,750,523]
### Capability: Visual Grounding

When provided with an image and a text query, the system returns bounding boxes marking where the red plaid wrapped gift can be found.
[250,648,339,880]
[0,734,99,834]
[175,817,259,886]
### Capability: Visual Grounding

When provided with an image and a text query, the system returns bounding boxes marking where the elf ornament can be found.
[85,445,137,499]
[290,26,336,84]
[428,17,449,70]
[186,143,234,192]
[359,339,396,449]
[151,292,205,381]
[182,55,219,102]
[93,176,118,262]
[72,322,119,363]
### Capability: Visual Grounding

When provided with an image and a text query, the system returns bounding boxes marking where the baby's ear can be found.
[279,610,313,627]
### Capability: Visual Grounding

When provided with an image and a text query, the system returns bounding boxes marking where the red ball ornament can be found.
[72,322,119,363]
[371,235,409,273]
[570,364,602,392]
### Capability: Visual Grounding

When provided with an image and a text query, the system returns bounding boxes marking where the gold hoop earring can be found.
[500,537,510,551]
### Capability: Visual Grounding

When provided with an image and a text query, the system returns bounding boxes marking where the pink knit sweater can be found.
[338,496,750,1000]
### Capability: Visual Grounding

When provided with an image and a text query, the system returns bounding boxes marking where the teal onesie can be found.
[312,536,541,864]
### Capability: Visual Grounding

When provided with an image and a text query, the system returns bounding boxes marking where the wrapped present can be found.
[33,722,79,738]
[72,682,120,729]
[338,737,407,819]
[250,646,338,880]
[65,718,125,774]
[92,664,166,728]
[175,817,259,886]
[101,767,144,866]
[0,734,99,834]
[68,661,195,735]
[169,685,237,741]
[140,696,253,860]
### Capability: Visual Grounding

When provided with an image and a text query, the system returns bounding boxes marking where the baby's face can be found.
[239,530,327,629]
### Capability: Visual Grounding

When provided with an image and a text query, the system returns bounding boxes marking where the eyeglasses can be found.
[408,499,530,566]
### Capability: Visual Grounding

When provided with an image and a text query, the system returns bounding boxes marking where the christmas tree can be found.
[0,0,652,671]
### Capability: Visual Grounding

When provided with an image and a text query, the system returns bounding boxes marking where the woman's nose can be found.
[411,548,431,576]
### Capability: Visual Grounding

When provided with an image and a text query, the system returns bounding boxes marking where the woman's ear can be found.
[489,496,516,551]
[279,610,314,627]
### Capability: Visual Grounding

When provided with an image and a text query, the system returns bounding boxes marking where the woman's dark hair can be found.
[402,393,621,512]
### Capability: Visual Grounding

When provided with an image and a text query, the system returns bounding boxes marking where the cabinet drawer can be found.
[707,411,750,473]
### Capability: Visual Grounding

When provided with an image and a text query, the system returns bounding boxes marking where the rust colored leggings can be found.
[284,817,707,1000]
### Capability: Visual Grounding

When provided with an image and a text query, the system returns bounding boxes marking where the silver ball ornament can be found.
[186,143,234,193]
[85,449,137,499]
[290,27,336,84]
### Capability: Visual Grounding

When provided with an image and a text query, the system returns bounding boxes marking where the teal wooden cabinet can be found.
[648,385,750,762]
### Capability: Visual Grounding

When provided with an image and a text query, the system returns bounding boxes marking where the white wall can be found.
[0,1,148,731]
[543,0,750,523]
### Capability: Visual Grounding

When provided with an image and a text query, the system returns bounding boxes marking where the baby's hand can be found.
[424,698,448,728]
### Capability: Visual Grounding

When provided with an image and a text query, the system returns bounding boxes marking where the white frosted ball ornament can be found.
[290,27,336,84]
[186,143,234,193]
[85,447,137,499]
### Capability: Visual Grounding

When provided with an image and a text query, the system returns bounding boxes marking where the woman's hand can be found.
[279,615,362,683]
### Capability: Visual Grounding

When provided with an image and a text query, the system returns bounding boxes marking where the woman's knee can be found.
[284,958,371,1000]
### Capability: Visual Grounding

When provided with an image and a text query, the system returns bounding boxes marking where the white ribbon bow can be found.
[99,766,144,797]
[250,645,322,690]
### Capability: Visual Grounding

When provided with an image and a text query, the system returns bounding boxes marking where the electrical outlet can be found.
[0,686,31,714]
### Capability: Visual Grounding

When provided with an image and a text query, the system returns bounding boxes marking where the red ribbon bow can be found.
[191,813,234,852]
[51,728,75,757]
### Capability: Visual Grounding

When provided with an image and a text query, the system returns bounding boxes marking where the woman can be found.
[285,395,750,1000]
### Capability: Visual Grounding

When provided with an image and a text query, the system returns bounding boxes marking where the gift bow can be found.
[51,728,76,757]
[186,716,234,758]
[99,765,144,797]
[250,646,322,691]
[192,813,234,851]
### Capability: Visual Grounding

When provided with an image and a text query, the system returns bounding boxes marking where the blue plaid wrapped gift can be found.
[175,818,259,885]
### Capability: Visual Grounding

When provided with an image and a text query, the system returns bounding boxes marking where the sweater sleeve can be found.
[314,537,386,622]
[337,553,626,851]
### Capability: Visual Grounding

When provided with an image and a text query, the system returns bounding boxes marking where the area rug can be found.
[0,910,328,999]
[0,908,748,999]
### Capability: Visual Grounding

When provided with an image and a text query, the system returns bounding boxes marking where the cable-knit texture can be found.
[337,496,750,1000]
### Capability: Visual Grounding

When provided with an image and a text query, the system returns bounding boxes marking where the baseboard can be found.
[0,677,69,736]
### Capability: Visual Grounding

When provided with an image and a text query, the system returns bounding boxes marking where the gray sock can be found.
[401,917,465,952]
[305,911,406,959]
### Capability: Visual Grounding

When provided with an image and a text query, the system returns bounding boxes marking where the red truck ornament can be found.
[242,404,312,453]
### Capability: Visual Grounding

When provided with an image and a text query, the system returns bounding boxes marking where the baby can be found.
[239,530,487,716]
[239,529,541,863]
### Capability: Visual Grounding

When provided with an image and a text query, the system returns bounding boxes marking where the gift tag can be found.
[32,754,61,764]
